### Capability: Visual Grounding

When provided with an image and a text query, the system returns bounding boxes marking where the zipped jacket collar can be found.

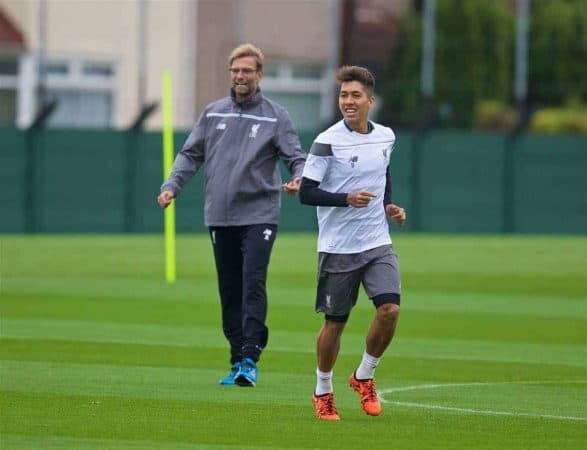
[230,88,263,109]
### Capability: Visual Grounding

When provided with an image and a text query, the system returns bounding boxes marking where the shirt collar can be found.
[343,119,374,134]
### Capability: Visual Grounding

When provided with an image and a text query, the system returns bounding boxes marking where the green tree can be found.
[529,0,587,106]
[380,0,587,130]
[380,0,515,128]
[379,8,422,127]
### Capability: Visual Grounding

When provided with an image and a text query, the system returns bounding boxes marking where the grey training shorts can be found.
[315,245,401,317]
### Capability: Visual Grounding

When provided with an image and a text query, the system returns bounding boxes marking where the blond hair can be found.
[228,43,264,72]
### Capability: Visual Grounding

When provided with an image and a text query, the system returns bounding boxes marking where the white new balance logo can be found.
[216,123,226,130]
[263,228,272,241]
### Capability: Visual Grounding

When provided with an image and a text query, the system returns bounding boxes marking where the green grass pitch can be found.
[1,233,585,449]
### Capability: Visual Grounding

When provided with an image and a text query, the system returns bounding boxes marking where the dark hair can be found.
[335,66,375,96]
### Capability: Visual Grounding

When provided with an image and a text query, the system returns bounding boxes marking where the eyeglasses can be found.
[228,67,257,75]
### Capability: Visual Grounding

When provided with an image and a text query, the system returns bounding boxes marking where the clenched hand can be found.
[157,190,175,208]
[385,203,406,227]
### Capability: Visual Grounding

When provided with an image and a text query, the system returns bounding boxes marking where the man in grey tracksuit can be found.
[157,44,306,387]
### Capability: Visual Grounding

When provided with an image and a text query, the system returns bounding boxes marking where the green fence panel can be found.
[514,134,587,234]
[390,130,414,230]
[1,127,585,234]
[131,131,164,232]
[419,131,507,232]
[38,130,127,232]
[0,128,26,232]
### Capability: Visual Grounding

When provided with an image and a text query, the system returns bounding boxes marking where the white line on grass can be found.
[379,380,587,422]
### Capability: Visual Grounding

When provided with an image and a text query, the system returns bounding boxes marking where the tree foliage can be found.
[529,0,587,106]
[379,0,586,130]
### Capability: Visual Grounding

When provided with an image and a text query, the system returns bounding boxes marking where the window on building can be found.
[0,56,19,126]
[261,62,331,132]
[48,89,113,128]
[267,92,322,131]
[42,58,116,128]
[44,61,69,76]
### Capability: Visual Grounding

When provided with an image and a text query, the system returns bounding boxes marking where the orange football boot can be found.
[349,372,382,416]
[312,392,340,420]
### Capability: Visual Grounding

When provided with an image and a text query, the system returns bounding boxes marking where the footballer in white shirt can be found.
[300,65,406,420]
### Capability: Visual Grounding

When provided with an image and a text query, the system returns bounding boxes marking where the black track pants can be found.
[209,224,277,364]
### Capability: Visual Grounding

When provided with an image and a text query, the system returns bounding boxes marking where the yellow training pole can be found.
[162,71,176,283]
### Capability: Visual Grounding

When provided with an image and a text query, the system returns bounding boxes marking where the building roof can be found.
[0,7,25,50]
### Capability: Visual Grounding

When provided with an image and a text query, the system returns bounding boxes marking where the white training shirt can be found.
[302,120,396,254]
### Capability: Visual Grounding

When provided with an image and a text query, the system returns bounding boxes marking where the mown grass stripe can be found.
[0,434,313,450]
[2,317,584,366]
[4,360,585,416]
[2,282,584,319]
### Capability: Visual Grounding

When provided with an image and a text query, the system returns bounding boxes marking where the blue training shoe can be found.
[218,362,241,385]
[234,358,257,387]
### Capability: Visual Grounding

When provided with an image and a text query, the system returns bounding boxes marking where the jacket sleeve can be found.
[273,108,307,178]
[160,110,207,196]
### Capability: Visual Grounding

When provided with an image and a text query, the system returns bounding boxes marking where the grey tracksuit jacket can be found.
[161,89,307,226]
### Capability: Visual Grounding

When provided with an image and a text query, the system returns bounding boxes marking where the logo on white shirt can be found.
[216,123,227,130]
[249,123,260,138]
[263,228,272,241]
[349,155,358,167]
